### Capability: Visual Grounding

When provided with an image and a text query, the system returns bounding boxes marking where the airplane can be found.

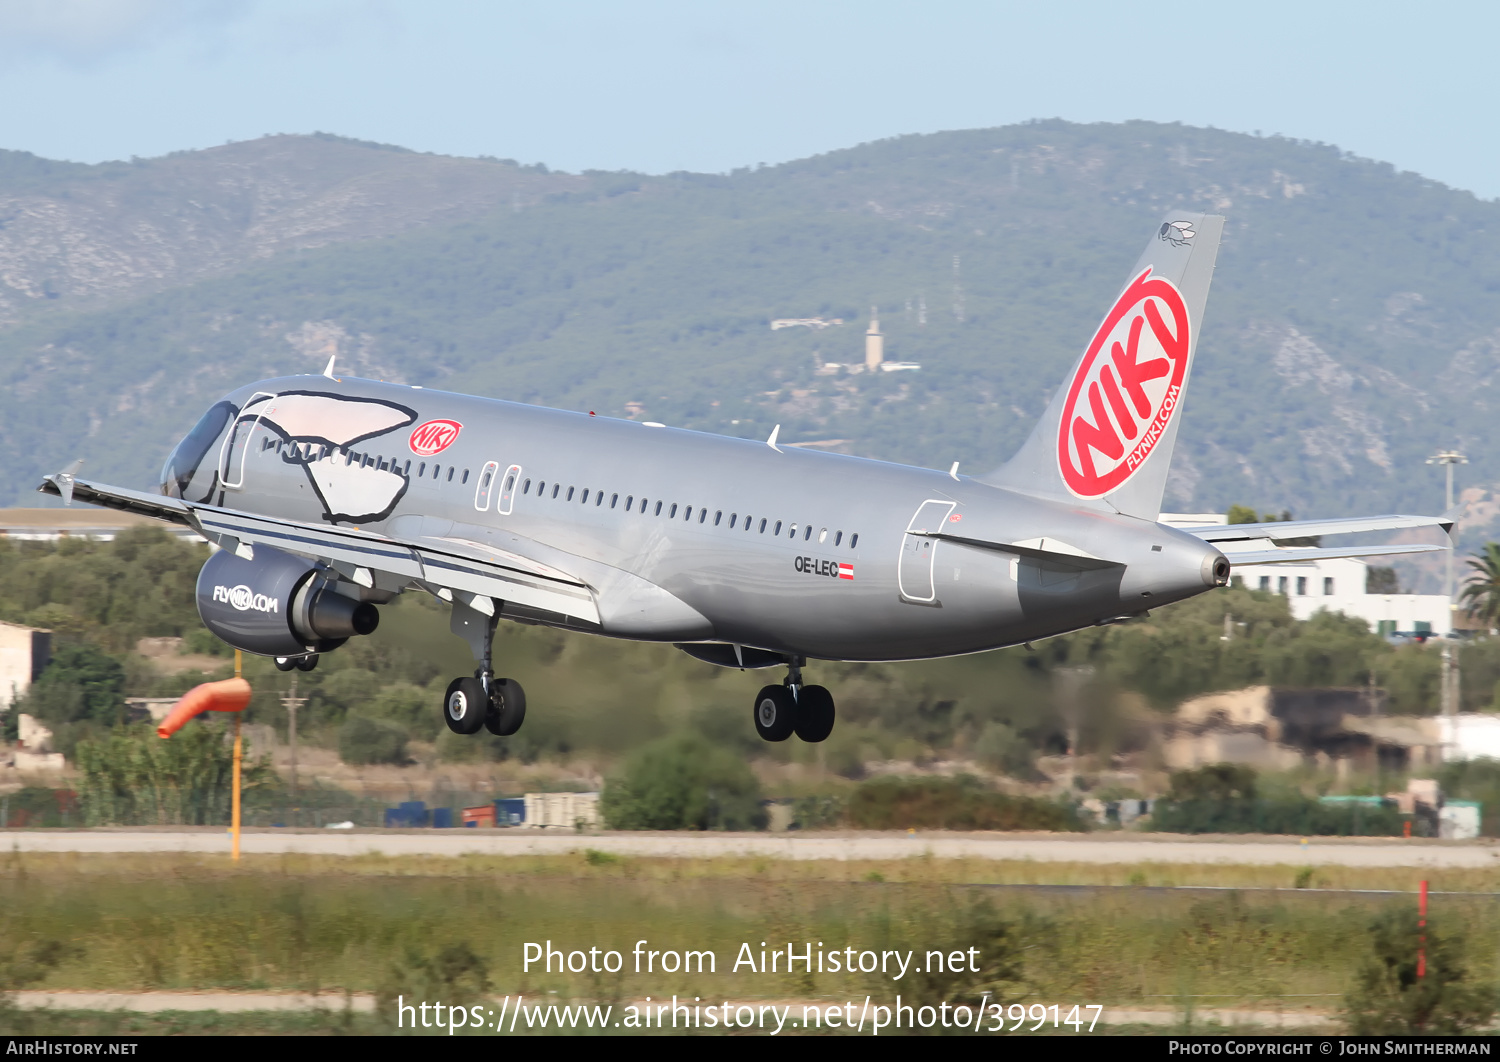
[39,211,1454,744]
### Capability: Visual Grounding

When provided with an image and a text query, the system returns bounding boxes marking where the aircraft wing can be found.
[1181,512,1456,543]
[1224,543,1446,566]
[38,474,601,625]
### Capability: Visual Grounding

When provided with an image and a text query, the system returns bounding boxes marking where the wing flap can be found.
[42,473,600,625]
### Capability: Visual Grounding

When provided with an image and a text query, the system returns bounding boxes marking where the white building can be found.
[1160,514,1453,636]
[0,621,50,713]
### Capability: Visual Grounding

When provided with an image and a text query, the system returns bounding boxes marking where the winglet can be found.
[767,424,781,452]
[323,354,337,379]
[1440,502,1465,535]
[44,459,84,505]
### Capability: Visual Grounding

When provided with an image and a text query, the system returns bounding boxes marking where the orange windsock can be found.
[156,677,253,739]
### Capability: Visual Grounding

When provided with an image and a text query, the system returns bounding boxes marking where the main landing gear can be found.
[274,654,319,672]
[442,606,526,737]
[753,657,835,743]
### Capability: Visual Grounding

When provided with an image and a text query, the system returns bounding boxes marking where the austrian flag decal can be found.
[409,419,462,457]
[838,563,854,581]
[1056,267,1190,499]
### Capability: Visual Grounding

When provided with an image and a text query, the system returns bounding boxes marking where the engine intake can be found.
[196,546,379,657]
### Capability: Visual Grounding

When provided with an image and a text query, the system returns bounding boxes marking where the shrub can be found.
[74,722,273,825]
[601,734,766,830]
[973,721,1036,778]
[1343,905,1495,1034]
[846,776,1085,831]
[338,716,409,766]
[1152,765,1404,836]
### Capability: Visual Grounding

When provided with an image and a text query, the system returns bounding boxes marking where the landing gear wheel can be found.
[484,678,527,736]
[274,656,297,672]
[794,685,835,743]
[294,654,318,672]
[753,685,797,742]
[443,677,487,734]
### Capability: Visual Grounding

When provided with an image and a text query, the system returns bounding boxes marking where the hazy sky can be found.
[0,0,1495,198]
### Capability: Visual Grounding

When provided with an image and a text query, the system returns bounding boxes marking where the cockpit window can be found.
[160,400,236,498]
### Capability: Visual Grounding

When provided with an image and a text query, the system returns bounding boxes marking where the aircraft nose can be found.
[1201,551,1231,587]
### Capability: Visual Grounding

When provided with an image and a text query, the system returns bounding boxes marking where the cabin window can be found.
[850,533,858,548]
[834,531,843,546]
[596,492,604,506]
[418,462,427,477]
[683,506,691,521]
[818,528,827,543]
[611,493,619,508]
[567,487,575,501]
[804,525,813,541]
[447,467,455,482]
[522,478,531,494]
[729,514,737,528]
[461,469,470,484]
[655,501,663,516]
[580,488,588,503]
[432,464,440,478]
[481,469,493,489]
[669,503,678,518]
[625,495,633,509]
[261,438,271,451]
[402,459,410,475]
[537,480,545,494]
[759,518,766,533]
[505,473,515,491]
[552,484,560,499]
[773,520,781,535]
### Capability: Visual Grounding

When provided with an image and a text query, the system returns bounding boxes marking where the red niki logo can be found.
[1056,268,1190,499]
[409,419,463,456]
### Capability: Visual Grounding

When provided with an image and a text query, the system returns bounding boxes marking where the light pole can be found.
[1427,450,1467,732]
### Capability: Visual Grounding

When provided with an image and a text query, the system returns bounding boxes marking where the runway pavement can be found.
[5,828,1500,867]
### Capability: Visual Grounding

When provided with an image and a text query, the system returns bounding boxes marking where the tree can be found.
[1343,905,1494,1034]
[1459,543,1500,628]
[601,734,765,830]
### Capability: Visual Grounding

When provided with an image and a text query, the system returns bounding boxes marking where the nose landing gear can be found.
[751,657,836,743]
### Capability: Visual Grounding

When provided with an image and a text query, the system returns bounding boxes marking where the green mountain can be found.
[2,122,1496,577]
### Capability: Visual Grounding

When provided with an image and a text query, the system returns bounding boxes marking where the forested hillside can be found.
[1,121,1497,571]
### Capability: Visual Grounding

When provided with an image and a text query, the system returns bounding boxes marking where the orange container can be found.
[462,805,497,828]
[156,678,253,738]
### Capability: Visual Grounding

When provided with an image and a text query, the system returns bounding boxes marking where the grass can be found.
[5,850,1500,1031]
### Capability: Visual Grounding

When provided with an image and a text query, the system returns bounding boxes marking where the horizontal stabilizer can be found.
[1226,543,1446,566]
[1184,513,1455,543]
[923,531,1123,572]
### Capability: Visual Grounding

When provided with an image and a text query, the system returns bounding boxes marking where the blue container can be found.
[431,807,454,829]
[496,798,525,825]
[384,801,429,828]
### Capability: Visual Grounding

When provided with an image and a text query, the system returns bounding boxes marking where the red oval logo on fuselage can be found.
[1056,268,1190,499]
[409,419,462,456]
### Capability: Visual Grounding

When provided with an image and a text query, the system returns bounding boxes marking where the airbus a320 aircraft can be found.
[40,212,1452,744]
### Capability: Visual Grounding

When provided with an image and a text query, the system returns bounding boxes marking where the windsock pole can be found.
[232,650,243,862]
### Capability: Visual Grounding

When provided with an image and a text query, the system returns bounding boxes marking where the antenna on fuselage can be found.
[323,354,337,379]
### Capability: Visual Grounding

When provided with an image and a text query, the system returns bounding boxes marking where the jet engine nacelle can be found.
[196,546,379,657]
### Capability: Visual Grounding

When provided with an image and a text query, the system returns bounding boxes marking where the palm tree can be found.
[1459,543,1500,628]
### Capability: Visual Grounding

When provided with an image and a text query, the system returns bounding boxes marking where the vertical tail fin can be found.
[982,212,1223,520]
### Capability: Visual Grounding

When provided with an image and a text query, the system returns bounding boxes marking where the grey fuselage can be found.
[166,375,1225,662]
